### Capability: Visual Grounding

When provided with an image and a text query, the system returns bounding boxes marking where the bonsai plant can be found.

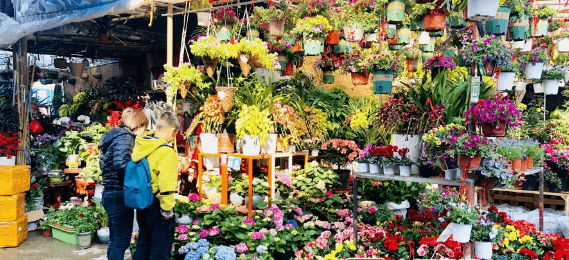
[464,97,523,137]
[449,133,496,170]
[190,35,238,77]
[448,203,480,243]
[541,67,564,95]
[367,53,400,94]
[162,63,210,104]
[521,47,549,80]
[290,15,332,56]
[235,105,274,155]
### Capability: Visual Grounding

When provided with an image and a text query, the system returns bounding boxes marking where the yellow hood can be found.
[132,137,169,162]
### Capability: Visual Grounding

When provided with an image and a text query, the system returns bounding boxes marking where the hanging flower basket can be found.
[525,62,544,79]
[282,62,294,76]
[197,12,212,27]
[411,20,424,31]
[372,70,394,94]
[202,56,219,78]
[533,82,544,93]
[246,29,260,41]
[423,12,446,32]
[69,62,85,76]
[389,44,402,50]
[303,37,324,56]
[268,17,286,36]
[322,71,335,84]
[351,72,369,85]
[343,24,364,41]
[466,0,500,22]
[530,19,549,37]
[457,154,482,170]
[544,80,560,95]
[326,30,340,45]
[54,58,68,69]
[484,5,511,35]
[421,41,435,52]
[448,17,466,28]
[396,27,411,45]
[216,23,234,41]
[386,0,406,24]
[558,37,569,53]
[482,120,506,137]
[334,40,350,53]
[418,31,430,45]
[508,16,529,41]
[238,53,252,76]
[216,86,236,112]
[407,58,419,72]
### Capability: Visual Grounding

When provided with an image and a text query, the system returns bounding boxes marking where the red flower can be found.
[498,212,507,218]
[520,248,539,259]
[79,213,84,217]
[88,190,95,196]
[52,203,59,210]
[488,205,498,212]
[31,184,39,189]
[383,238,399,252]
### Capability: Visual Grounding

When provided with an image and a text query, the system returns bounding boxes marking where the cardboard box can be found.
[0,193,25,222]
[25,209,44,223]
[0,166,30,195]
[0,214,28,248]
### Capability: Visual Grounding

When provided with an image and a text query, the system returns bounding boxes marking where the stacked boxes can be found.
[0,165,30,248]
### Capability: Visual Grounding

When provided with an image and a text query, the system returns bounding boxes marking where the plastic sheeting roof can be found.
[0,0,146,48]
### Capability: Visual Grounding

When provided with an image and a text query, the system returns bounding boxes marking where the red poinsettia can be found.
[520,248,539,259]
[0,131,20,158]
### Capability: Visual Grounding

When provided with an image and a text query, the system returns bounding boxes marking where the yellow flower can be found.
[347,241,356,250]
[336,243,343,252]
[537,108,542,113]
[517,103,527,110]
[436,140,442,146]
[506,225,516,232]
[519,235,533,243]
[509,232,518,241]
[503,239,510,246]
[493,224,500,229]
[324,251,337,260]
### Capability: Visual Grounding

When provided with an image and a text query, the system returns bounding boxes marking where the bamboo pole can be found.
[16,37,30,165]
[167,3,173,66]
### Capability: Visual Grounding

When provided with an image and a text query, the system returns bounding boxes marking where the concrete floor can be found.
[0,230,132,260]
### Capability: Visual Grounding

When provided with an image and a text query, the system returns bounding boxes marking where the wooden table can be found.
[197,153,273,218]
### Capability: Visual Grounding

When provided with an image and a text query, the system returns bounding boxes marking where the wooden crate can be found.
[491,188,569,215]
[0,214,27,248]
[0,193,25,222]
[0,166,30,195]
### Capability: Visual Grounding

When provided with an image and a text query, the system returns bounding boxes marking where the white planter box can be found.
[467,0,500,21]
[515,80,527,91]
[544,79,560,95]
[451,223,473,243]
[558,37,569,53]
[525,62,544,80]
[370,164,381,174]
[497,72,515,91]
[343,24,364,41]
[0,156,16,165]
[533,83,544,93]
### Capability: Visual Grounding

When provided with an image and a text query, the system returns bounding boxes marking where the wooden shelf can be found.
[354,173,463,186]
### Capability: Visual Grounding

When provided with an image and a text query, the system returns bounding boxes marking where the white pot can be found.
[288,145,297,153]
[176,214,193,225]
[94,184,103,201]
[200,133,219,154]
[523,38,533,53]
[399,165,411,177]
[77,231,92,249]
[475,241,493,259]
[383,165,395,176]
[511,40,525,49]
[525,62,544,80]
[365,33,378,42]
[392,134,421,175]
[196,12,211,27]
[311,150,319,157]
[544,79,560,95]
[444,169,455,180]
[467,0,500,21]
[386,200,410,219]
[533,82,544,93]
[261,134,277,154]
[358,162,369,173]
[343,24,364,41]
[515,80,527,91]
[418,31,431,45]
[558,37,569,53]
[230,192,244,205]
[245,193,264,208]
[451,223,472,243]
[241,135,261,156]
[565,71,569,82]
[497,72,515,91]
[370,164,381,174]
[97,227,110,244]
[0,156,16,165]
[454,168,463,180]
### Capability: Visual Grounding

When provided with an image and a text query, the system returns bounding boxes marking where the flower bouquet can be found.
[449,133,495,170]
[464,97,523,137]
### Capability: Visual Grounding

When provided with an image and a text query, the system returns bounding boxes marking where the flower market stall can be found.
[5,0,569,259]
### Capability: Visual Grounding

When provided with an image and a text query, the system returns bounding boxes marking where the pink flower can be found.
[199,229,208,238]
[417,244,429,256]
[209,227,220,236]
[251,231,264,240]
[177,234,189,241]
[188,193,200,202]
[209,204,221,211]
[236,242,249,253]
[243,218,256,226]
[193,219,199,225]
[176,225,189,233]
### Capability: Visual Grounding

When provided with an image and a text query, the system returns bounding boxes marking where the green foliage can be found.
[45,199,99,233]
[235,105,274,144]
[0,85,19,132]
[163,63,211,102]
[376,181,426,204]
[535,5,557,19]
[290,163,339,196]
[448,204,479,225]
[101,77,146,102]
[54,131,86,156]
[541,67,565,80]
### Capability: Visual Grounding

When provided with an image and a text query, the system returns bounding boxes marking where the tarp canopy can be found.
[0,0,146,48]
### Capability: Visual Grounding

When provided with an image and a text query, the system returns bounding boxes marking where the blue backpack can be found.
[124,144,169,210]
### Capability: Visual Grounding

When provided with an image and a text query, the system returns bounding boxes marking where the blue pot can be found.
[303,38,324,56]
[372,70,395,94]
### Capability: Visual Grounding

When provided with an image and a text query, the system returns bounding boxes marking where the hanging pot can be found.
[484,5,511,35]
[334,40,350,54]
[202,56,219,78]
[322,70,335,84]
[216,23,233,41]
[448,17,466,28]
[69,62,85,76]
[386,24,397,39]
[522,38,533,52]
[443,48,457,58]
[497,72,516,91]
[421,40,435,52]
[407,58,419,72]
[457,154,482,170]
[343,24,365,41]
[508,16,529,41]
[386,0,406,24]
[215,86,236,112]
[418,31,431,45]
[423,13,446,32]
[429,30,444,37]
[511,40,525,49]
[303,37,324,56]
[411,19,424,31]
[282,62,294,76]
[558,37,569,53]
[196,12,212,27]
[364,32,378,42]
[530,19,549,37]
[467,0,500,22]
[350,71,369,85]
[326,30,340,45]
[533,82,544,93]
[396,27,411,45]
[515,80,527,91]
[54,58,68,69]
[422,52,434,63]
[389,44,402,50]
[372,70,395,94]
[482,120,506,137]
[525,62,544,79]
[268,17,286,36]
[544,80,560,95]
[283,34,296,45]
[29,119,44,134]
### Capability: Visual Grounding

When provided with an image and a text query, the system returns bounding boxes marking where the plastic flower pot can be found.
[475,241,493,259]
[511,40,525,49]
[411,19,425,31]
[422,52,434,63]
[451,223,472,243]
[443,48,456,58]
[520,158,528,171]
[424,13,446,32]
[522,175,539,191]
[530,19,549,37]
[418,165,434,178]
[265,36,277,43]
[444,169,455,180]
[200,133,219,154]
[515,80,527,91]
[396,27,412,44]
[407,58,419,72]
[351,71,370,85]
[558,37,569,52]
[343,24,364,41]
[334,40,350,53]
[358,162,369,173]
[528,157,534,169]
[484,6,511,35]
[97,227,110,244]
[508,16,528,41]
[511,158,522,171]
[246,29,260,41]
[422,41,435,52]
[372,70,395,94]
[523,38,533,52]
[386,24,397,38]
[457,154,482,170]
[77,231,93,249]
[548,182,563,193]
[277,55,287,71]
[175,214,193,225]
[369,164,381,174]
[544,80,560,95]
[322,71,335,84]
[43,229,52,237]
[303,37,324,56]
[216,23,233,41]
[386,0,406,24]
[383,165,395,176]
[335,169,351,189]
[482,121,506,137]
[241,135,261,156]
[283,34,296,45]
[197,12,212,27]
[389,44,402,50]
[525,62,544,79]
[268,17,285,36]
[448,17,466,28]
[326,30,340,45]
[497,72,516,91]
[429,30,444,37]
[399,165,411,177]
[282,62,294,76]
[386,200,410,219]
[533,82,544,93]
[418,31,430,45]
[467,0,500,22]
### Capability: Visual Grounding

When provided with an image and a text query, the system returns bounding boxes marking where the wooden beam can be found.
[167,3,173,66]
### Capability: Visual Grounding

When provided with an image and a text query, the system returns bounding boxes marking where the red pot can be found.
[283,62,294,76]
[351,72,370,85]
[407,58,419,72]
[482,121,506,137]
[528,157,534,169]
[511,159,522,172]
[326,30,340,45]
[424,13,446,32]
[457,154,482,170]
[43,229,52,237]
[520,158,528,171]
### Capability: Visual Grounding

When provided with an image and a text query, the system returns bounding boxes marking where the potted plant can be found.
[235,38,279,76]
[386,0,406,24]
[358,144,372,173]
[341,54,371,85]
[0,131,20,165]
[423,8,446,32]
[40,221,52,237]
[522,47,549,79]
[95,201,109,244]
[531,6,557,37]
[319,139,360,188]
[485,5,511,35]
[367,53,399,94]
[190,35,238,77]
[508,2,532,42]
[274,171,293,200]
[291,15,332,56]
[466,0,499,22]
[472,221,502,259]
[401,48,422,73]
[229,175,247,205]
[271,101,308,153]
[395,148,413,177]
[236,105,274,156]
[45,198,98,248]
[557,29,569,53]
[162,63,210,104]
[424,55,457,79]
[464,98,523,137]
[417,154,436,178]
[541,67,564,95]
[26,179,45,212]
[191,0,213,27]
[373,145,398,176]
[313,56,342,84]
[188,95,225,154]
[380,181,426,219]
[174,193,199,224]
[267,40,295,73]
[213,8,238,41]
[495,50,517,91]
[497,141,524,171]
[449,133,495,170]
[461,36,509,76]
[448,203,480,243]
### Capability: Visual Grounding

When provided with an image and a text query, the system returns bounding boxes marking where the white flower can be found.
[489,228,499,240]
[77,115,90,125]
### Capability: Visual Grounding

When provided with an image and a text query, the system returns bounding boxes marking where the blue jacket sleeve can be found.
[112,133,135,176]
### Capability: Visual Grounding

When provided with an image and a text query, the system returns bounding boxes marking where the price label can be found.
[470,76,480,104]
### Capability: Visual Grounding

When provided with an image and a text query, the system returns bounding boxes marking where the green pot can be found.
[334,40,350,53]
[265,36,277,43]
[303,37,324,56]
[422,52,434,63]
[283,35,296,45]
[411,19,425,31]
[277,56,287,71]
[530,19,549,37]
[396,27,411,45]
[322,71,335,84]
[422,42,435,52]
[448,17,466,29]
[485,6,511,35]
[389,44,402,50]
[429,30,444,37]
[443,49,457,58]
[216,23,233,41]
[386,26,397,39]
[372,70,395,94]
[386,0,406,24]
[246,29,260,41]
[508,16,528,41]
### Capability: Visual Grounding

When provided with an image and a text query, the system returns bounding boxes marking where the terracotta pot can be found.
[512,159,522,171]
[528,157,534,169]
[457,154,482,170]
[407,58,419,72]
[520,158,528,171]
[43,229,52,237]
[481,121,506,137]
[423,13,446,31]
[283,62,294,76]
[351,72,369,85]
[326,30,340,45]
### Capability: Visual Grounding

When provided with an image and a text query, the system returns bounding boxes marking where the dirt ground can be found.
[0,230,132,260]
